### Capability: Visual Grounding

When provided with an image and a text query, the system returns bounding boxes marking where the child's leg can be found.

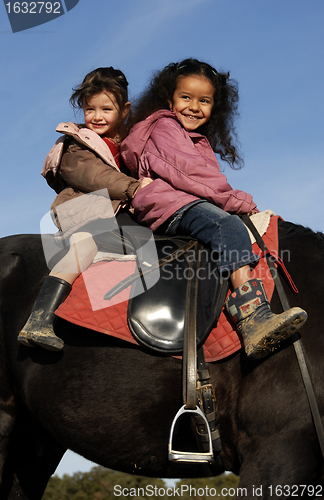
[18,233,98,351]
[230,265,252,289]
[170,201,307,360]
[50,232,98,284]
[168,201,259,273]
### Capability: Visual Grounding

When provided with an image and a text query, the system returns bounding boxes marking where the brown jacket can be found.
[44,123,140,238]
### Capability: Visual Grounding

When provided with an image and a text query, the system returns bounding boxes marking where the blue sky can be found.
[1,0,324,477]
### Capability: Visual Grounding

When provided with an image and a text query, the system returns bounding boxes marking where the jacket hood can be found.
[121,110,178,172]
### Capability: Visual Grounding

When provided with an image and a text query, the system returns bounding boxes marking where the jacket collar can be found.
[124,109,206,159]
[56,123,119,171]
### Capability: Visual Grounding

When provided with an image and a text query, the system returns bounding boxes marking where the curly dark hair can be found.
[70,67,132,139]
[130,58,242,168]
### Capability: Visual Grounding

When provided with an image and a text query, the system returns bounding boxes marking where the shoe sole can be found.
[18,331,62,350]
[248,312,307,360]
[18,332,36,347]
[29,333,64,351]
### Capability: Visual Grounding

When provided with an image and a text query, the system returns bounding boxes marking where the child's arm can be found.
[144,118,257,214]
[60,140,140,202]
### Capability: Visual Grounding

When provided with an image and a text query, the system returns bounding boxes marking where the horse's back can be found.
[1,224,324,498]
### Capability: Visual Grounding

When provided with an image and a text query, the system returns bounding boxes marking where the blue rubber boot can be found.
[225,279,307,360]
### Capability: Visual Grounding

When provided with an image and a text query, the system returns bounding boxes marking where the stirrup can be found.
[168,405,214,463]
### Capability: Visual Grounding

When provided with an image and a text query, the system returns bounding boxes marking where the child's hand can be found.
[138,178,153,190]
[247,208,258,216]
[132,178,153,199]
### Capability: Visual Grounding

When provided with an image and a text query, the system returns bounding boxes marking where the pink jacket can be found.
[121,110,257,231]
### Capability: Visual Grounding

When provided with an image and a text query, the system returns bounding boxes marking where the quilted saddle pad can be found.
[56,216,280,362]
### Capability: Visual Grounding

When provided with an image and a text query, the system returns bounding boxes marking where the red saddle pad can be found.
[56,216,280,362]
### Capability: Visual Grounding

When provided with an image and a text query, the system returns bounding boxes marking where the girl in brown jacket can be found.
[18,67,151,351]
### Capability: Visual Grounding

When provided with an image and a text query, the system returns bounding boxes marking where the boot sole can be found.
[29,333,64,351]
[248,311,307,360]
[18,332,35,347]
[18,331,63,351]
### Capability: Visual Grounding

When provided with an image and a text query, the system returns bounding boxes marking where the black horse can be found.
[0,220,323,499]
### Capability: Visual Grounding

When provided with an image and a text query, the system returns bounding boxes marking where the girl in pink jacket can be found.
[121,58,307,360]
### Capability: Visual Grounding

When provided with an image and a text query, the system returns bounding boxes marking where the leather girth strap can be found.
[241,214,324,459]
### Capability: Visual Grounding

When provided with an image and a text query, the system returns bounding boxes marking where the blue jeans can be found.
[164,201,259,277]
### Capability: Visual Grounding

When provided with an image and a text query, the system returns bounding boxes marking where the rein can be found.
[242,214,324,460]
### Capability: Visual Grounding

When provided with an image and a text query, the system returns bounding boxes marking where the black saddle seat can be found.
[127,236,228,354]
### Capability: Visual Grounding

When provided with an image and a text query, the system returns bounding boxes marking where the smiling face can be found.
[170,75,215,131]
[83,91,129,139]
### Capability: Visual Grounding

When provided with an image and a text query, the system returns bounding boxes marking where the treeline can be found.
[43,466,239,499]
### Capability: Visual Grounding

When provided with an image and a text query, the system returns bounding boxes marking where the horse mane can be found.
[280,220,324,245]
